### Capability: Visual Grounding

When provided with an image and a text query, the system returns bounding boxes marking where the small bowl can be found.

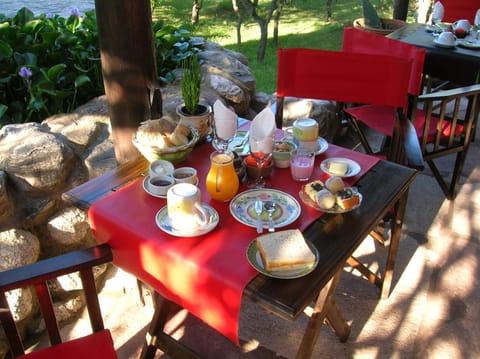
[273,140,297,168]
[149,159,175,177]
[244,156,273,179]
[173,167,198,185]
[145,175,175,196]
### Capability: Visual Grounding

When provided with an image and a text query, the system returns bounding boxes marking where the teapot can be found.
[206,150,239,202]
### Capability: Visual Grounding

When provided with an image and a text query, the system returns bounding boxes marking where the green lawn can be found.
[152,0,404,94]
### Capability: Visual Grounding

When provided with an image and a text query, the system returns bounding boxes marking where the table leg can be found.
[380,189,409,299]
[140,293,202,359]
[295,269,350,359]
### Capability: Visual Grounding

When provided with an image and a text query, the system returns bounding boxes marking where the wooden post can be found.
[95,0,162,164]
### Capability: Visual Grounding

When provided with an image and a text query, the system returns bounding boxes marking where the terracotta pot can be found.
[353,18,407,36]
[176,104,212,141]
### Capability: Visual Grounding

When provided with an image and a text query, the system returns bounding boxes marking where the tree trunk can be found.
[273,0,284,46]
[393,0,409,21]
[191,0,202,24]
[95,0,161,164]
[326,0,333,22]
[232,0,243,46]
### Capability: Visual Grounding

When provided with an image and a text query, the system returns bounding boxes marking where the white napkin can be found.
[213,99,237,139]
[432,1,444,24]
[249,107,276,153]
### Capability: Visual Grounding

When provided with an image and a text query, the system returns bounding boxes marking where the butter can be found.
[328,161,349,176]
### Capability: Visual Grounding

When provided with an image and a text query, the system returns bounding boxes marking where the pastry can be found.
[336,188,360,210]
[316,189,336,209]
[325,176,344,194]
[304,180,325,202]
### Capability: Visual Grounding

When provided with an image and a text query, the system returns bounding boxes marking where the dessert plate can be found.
[281,136,329,156]
[457,39,480,49]
[299,185,363,213]
[230,189,301,229]
[433,39,456,48]
[320,157,361,178]
[246,239,319,279]
[155,204,219,237]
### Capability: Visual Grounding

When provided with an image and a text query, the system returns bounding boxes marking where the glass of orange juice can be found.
[206,151,239,202]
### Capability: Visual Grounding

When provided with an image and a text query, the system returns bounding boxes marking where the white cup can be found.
[146,175,175,196]
[167,183,210,231]
[149,159,174,177]
[454,19,471,32]
[290,150,315,181]
[172,167,198,185]
[437,31,456,46]
[293,118,319,142]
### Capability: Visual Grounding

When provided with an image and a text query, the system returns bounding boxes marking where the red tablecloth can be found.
[89,137,379,344]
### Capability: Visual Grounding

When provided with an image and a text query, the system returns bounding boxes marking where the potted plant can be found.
[176,55,212,140]
[353,0,407,36]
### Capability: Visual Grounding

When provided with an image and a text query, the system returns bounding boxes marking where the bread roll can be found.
[336,188,360,210]
[304,180,325,202]
[255,229,316,271]
[325,176,344,194]
[316,189,336,209]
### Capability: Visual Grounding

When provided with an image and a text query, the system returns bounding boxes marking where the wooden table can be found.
[388,23,480,86]
[63,149,417,359]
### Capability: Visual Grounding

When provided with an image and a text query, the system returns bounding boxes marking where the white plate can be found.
[155,204,219,237]
[213,130,250,156]
[143,176,198,198]
[281,137,329,156]
[299,186,363,213]
[457,39,480,49]
[320,158,361,178]
[229,189,301,229]
[246,239,319,279]
[433,39,456,48]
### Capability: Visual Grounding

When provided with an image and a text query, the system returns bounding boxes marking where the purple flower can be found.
[45,12,55,19]
[70,7,81,17]
[18,67,32,79]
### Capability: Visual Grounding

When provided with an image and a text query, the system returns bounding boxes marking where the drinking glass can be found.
[290,150,315,181]
[475,9,480,39]
[248,134,274,188]
[213,116,237,152]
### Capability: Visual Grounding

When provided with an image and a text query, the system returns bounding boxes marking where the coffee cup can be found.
[172,167,198,185]
[149,159,174,178]
[454,19,471,32]
[146,175,175,196]
[437,31,456,46]
[167,183,210,232]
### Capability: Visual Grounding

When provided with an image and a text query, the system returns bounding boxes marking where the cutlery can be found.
[264,201,276,232]
[234,130,250,150]
[254,200,263,234]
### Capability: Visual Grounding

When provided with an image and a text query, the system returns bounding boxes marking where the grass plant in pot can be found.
[176,55,212,141]
[353,0,407,36]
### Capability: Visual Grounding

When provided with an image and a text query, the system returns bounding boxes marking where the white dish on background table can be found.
[143,176,198,198]
[320,157,361,178]
[299,185,363,213]
[433,38,456,48]
[229,189,301,229]
[457,39,480,49]
[246,239,319,279]
[213,130,250,156]
[155,204,219,237]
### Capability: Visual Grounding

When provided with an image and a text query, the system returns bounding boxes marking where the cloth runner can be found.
[89,135,379,345]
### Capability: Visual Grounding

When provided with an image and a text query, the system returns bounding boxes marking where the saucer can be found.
[433,39,456,48]
[155,204,219,237]
[143,176,198,198]
[457,39,480,49]
[320,157,361,178]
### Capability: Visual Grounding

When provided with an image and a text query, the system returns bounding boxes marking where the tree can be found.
[393,0,410,20]
[191,0,203,24]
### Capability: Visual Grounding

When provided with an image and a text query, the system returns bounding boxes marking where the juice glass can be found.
[290,150,315,181]
[206,151,239,201]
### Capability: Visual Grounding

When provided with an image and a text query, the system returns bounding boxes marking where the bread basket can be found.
[132,127,199,164]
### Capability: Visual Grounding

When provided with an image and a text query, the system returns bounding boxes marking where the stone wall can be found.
[0,40,336,356]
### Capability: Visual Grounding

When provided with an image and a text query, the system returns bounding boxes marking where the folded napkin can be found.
[213,99,238,140]
[249,107,276,153]
[431,1,444,23]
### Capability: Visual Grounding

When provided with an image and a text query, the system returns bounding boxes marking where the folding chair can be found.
[275,48,415,165]
[342,26,480,199]
[0,244,118,359]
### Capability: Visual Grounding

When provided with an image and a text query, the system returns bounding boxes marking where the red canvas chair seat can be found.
[436,0,479,23]
[18,330,117,359]
[346,105,465,142]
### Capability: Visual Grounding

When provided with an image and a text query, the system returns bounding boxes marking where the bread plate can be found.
[320,157,361,178]
[299,185,362,213]
[433,38,456,48]
[246,239,319,279]
[155,204,219,237]
[457,39,480,49]
[213,130,250,156]
[230,189,301,229]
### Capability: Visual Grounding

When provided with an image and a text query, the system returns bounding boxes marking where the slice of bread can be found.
[255,229,316,272]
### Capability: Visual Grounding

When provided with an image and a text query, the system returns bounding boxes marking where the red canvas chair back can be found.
[342,26,426,96]
[437,0,479,23]
[276,48,410,111]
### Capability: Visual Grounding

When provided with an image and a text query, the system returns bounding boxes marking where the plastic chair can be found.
[342,26,480,199]
[0,244,118,359]
[435,0,479,23]
[275,47,415,165]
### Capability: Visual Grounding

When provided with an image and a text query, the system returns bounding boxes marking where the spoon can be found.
[254,200,263,234]
[264,201,276,232]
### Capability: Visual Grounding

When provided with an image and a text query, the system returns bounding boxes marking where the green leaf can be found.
[13,52,37,66]
[47,63,67,81]
[14,8,34,26]
[23,19,44,34]
[74,75,91,88]
[0,104,7,119]
[362,0,383,29]
[0,40,13,60]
